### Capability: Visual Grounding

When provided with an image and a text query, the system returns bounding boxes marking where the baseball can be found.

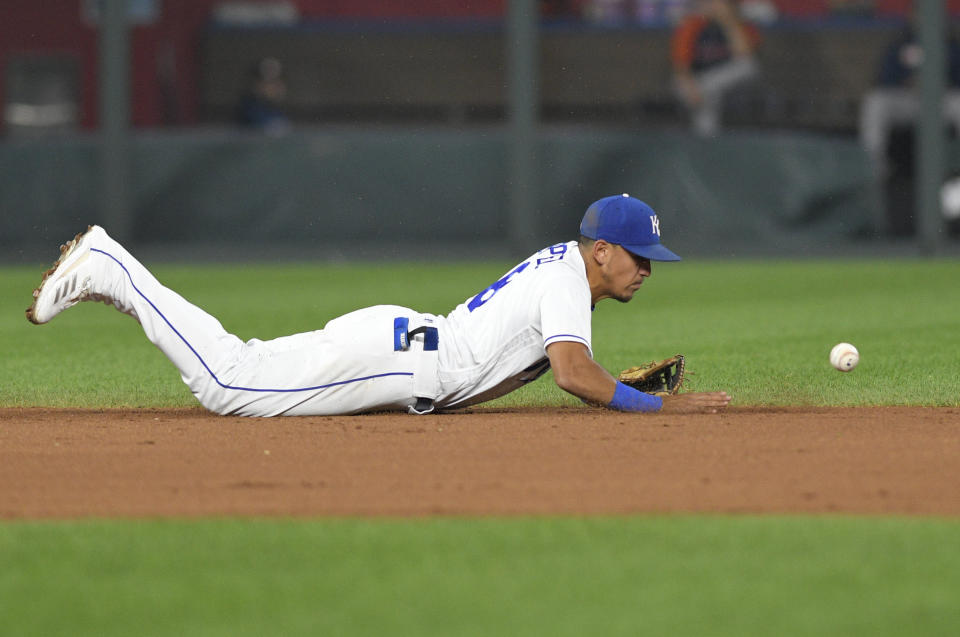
[829,342,859,372]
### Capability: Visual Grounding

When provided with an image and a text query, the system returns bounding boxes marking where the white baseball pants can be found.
[88,232,432,416]
[677,56,759,137]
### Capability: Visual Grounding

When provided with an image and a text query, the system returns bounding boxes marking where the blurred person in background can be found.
[236,56,291,134]
[859,21,960,178]
[671,0,761,136]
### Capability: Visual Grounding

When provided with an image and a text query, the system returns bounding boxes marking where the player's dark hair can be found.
[578,235,595,248]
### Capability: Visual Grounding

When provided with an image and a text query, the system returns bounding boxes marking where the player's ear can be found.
[593,240,613,266]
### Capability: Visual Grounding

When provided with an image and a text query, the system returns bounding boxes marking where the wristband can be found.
[609,381,663,413]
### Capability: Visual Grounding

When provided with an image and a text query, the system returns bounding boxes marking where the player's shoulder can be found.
[532,240,578,260]
[525,241,587,288]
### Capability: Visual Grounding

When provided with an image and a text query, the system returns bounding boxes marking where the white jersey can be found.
[435,241,593,409]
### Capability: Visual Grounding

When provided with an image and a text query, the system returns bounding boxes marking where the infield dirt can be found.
[2,406,958,519]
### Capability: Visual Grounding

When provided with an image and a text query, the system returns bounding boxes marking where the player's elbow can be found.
[552,364,591,398]
[552,368,577,394]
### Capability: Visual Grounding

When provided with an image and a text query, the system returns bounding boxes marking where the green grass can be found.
[4,258,960,637]
[2,516,959,637]
[2,259,959,407]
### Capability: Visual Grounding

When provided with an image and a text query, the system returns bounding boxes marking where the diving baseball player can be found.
[26,194,731,416]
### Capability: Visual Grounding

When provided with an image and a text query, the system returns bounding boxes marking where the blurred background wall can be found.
[2,0,959,261]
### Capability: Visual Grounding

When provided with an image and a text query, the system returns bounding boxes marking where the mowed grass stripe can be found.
[2,516,959,637]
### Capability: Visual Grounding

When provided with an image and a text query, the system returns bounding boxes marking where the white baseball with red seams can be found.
[830,342,859,372]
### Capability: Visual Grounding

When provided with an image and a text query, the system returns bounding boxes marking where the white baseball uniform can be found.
[436,241,592,409]
[84,231,593,416]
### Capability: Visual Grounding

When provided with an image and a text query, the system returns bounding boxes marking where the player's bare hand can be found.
[659,391,731,414]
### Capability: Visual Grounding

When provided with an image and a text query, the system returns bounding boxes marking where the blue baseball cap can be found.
[579,194,681,262]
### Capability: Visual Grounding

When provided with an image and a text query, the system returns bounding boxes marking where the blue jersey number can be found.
[467,262,529,312]
[535,243,568,268]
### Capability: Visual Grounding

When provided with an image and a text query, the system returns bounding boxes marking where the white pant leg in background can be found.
[687,56,759,137]
[89,232,424,416]
[860,89,960,177]
[941,90,960,144]
[859,88,919,176]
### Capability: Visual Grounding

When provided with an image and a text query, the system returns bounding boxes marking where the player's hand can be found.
[659,391,731,414]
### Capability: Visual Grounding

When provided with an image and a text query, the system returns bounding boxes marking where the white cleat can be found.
[26,225,107,325]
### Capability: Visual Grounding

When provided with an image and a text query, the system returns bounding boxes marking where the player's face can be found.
[603,245,652,303]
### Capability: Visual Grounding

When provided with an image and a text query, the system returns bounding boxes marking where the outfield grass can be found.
[2,258,959,636]
[2,258,959,407]
[2,516,959,637]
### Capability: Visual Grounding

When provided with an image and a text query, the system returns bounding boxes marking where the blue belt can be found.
[393,317,438,352]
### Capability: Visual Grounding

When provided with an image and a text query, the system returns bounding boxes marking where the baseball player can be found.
[26,194,731,416]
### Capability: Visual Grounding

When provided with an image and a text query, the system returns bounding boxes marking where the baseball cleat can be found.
[26,225,105,325]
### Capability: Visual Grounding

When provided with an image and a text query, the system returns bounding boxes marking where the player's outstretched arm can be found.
[547,341,731,414]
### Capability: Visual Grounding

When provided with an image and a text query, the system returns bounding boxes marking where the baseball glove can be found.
[617,355,685,396]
